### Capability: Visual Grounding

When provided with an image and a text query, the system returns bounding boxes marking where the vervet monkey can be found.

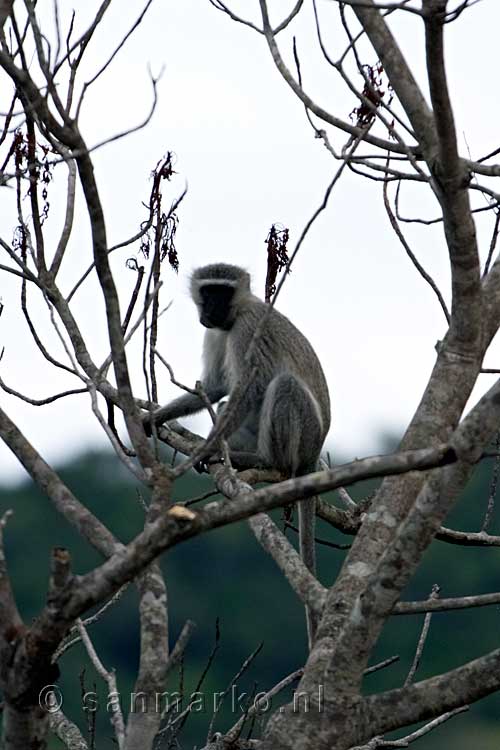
[145,263,331,645]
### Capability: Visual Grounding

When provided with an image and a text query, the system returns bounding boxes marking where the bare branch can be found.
[194,458,328,612]
[88,382,146,482]
[364,648,494,738]
[207,0,262,33]
[404,584,439,685]
[364,655,400,676]
[395,590,500,615]
[76,0,155,118]
[49,151,76,276]
[54,585,129,661]
[77,619,126,748]
[422,0,481,347]
[49,705,89,750]
[0,373,86,405]
[225,667,303,743]
[124,564,169,750]
[0,405,119,557]
[383,169,450,323]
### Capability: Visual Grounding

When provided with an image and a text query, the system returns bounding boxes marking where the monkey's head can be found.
[191,263,251,330]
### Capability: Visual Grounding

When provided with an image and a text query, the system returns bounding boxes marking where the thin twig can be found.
[77,619,126,749]
[206,642,264,743]
[225,667,303,743]
[481,431,500,532]
[364,655,400,676]
[404,584,440,685]
[483,209,500,277]
[383,158,450,323]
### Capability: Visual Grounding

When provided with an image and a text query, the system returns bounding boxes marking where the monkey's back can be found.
[225,295,331,438]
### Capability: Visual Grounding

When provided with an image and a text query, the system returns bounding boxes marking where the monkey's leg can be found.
[228,451,270,471]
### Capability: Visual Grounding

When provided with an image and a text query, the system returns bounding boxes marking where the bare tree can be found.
[1,1,500,749]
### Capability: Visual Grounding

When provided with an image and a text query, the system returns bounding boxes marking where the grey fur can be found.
[146,263,331,647]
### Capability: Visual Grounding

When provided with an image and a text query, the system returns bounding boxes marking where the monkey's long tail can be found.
[298,495,318,650]
[259,373,323,649]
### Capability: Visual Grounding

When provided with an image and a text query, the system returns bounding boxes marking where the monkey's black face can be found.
[198,284,235,330]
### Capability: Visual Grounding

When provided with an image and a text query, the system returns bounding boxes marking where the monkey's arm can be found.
[143,331,229,434]
[146,382,227,426]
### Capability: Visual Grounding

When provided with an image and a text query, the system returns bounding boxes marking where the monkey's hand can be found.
[194,451,267,473]
[193,453,223,474]
[141,404,173,436]
[142,411,170,437]
[194,458,209,474]
[142,413,156,437]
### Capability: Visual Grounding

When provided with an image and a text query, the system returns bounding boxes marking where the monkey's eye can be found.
[199,284,234,302]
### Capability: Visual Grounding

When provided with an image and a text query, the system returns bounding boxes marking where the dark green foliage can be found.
[1,449,500,748]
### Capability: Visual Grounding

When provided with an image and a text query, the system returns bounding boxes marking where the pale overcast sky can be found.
[1,0,499,482]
